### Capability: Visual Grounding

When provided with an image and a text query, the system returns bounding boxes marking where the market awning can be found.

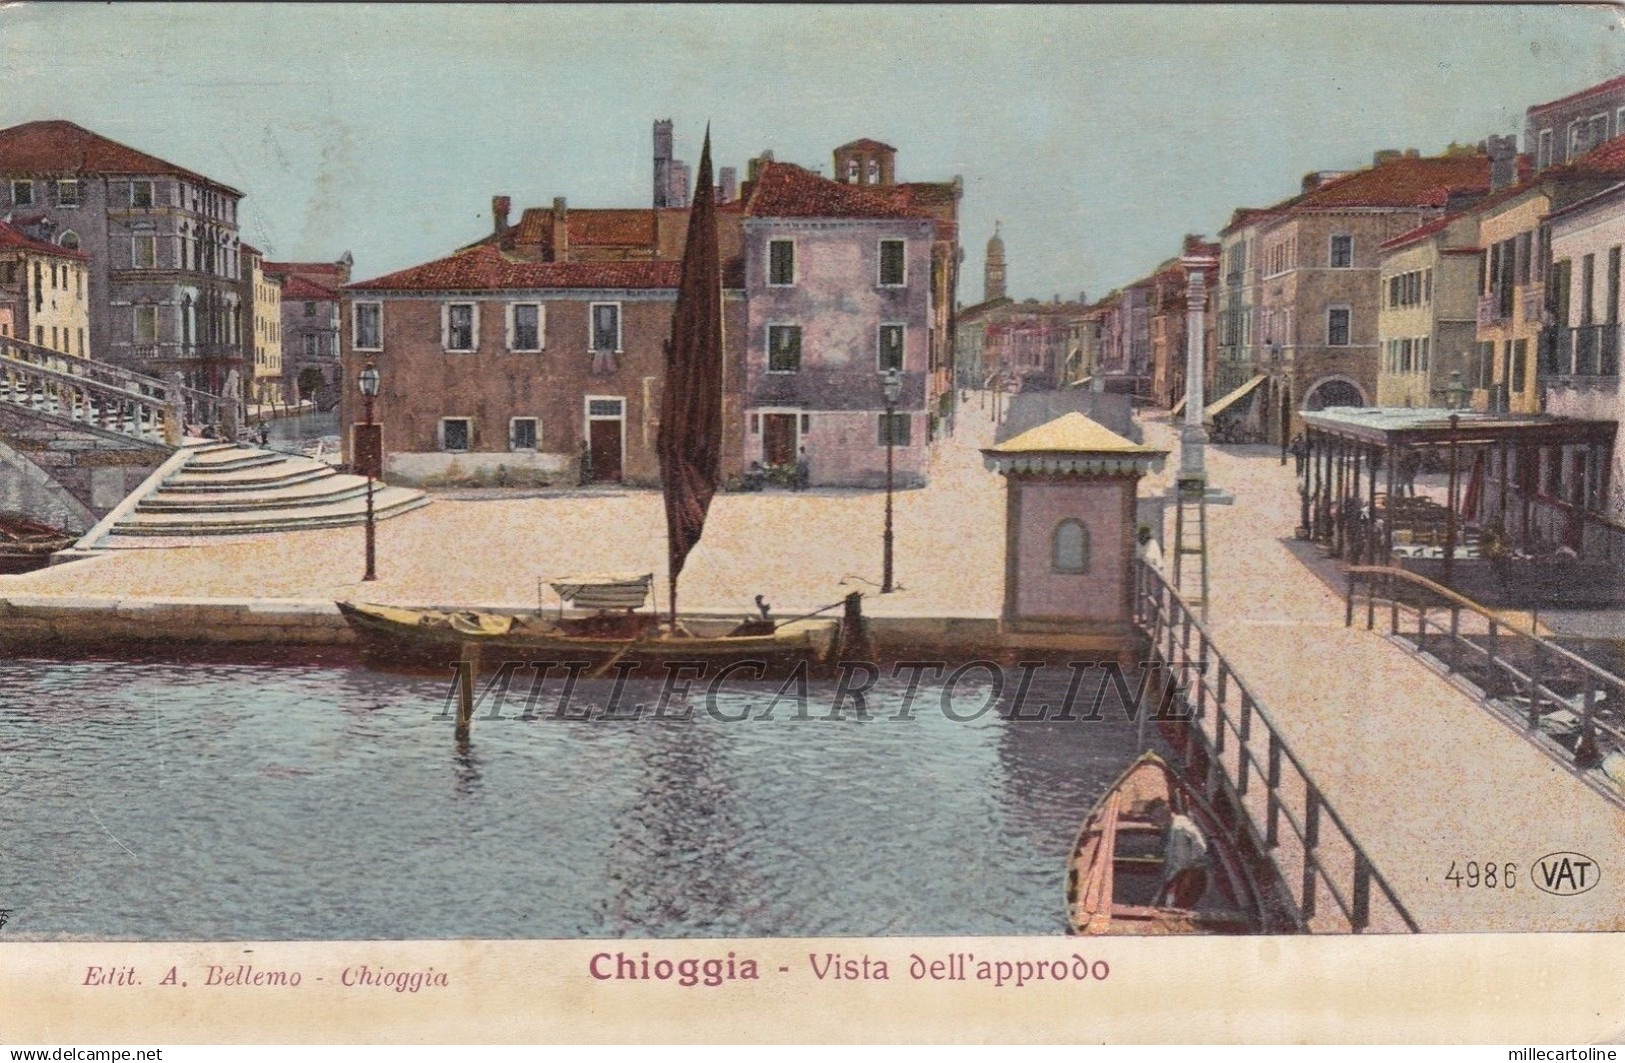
[1205,374,1268,420]
[1170,396,1185,417]
[1067,376,1093,389]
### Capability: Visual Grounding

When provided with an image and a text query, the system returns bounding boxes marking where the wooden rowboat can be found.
[1066,751,1264,935]
[335,600,841,673]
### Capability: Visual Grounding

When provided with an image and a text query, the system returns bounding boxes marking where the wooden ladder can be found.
[1171,475,1210,620]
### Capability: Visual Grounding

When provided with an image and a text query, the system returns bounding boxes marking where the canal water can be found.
[261,409,339,456]
[0,654,1155,940]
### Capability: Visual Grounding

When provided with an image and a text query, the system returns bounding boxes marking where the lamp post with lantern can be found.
[356,362,381,582]
[881,366,902,594]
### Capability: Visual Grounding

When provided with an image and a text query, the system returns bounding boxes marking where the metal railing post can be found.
[1352,852,1372,932]
[1301,787,1321,921]
[1265,734,1282,848]
[1237,696,1253,797]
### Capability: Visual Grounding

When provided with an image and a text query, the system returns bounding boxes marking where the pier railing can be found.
[1137,561,1420,933]
[1346,565,1625,804]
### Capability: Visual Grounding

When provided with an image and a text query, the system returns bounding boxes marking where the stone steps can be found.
[98,439,430,542]
[113,486,430,536]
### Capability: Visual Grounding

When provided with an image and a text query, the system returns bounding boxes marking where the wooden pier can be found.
[1139,418,1625,933]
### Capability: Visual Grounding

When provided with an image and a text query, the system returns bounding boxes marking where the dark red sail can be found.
[657,127,723,618]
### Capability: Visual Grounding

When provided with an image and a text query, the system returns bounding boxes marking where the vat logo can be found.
[1531,852,1599,896]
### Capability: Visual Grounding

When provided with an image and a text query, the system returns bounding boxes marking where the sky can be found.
[3,4,1623,302]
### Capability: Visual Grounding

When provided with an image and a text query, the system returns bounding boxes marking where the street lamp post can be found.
[357,362,381,582]
[882,366,902,594]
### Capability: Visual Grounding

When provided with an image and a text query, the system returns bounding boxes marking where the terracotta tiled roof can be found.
[494,206,678,251]
[1290,155,1492,210]
[0,220,88,260]
[836,138,897,153]
[239,242,262,257]
[0,119,242,195]
[1218,207,1279,237]
[346,245,682,292]
[280,275,341,301]
[743,162,931,220]
[1528,74,1625,117]
[1560,132,1625,178]
[1379,216,1455,251]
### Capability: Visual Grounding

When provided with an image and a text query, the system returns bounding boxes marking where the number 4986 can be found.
[1445,861,1516,889]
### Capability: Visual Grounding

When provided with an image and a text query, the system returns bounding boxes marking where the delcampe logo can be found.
[1531,852,1600,897]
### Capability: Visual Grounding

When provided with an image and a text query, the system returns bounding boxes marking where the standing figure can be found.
[794,446,810,492]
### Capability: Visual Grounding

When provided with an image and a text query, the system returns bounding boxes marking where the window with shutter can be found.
[879,239,906,286]
[589,303,620,351]
[446,303,476,351]
[767,325,801,372]
[878,324,905,371]
[768,240,795,286]
[510,303,542,351]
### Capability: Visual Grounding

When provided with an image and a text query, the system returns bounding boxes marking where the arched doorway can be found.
[1305,378,1365,411]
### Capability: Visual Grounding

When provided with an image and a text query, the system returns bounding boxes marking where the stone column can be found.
[1171,255,1231,504]
[1180,256,1213,480]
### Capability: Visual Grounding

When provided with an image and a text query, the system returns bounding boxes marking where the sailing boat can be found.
[338,130,846,671]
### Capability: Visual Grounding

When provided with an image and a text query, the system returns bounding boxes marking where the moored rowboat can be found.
[335,599,841,672]
[1066,751,1265,935]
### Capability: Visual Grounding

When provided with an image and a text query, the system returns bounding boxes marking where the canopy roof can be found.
[1301,406,1616,448]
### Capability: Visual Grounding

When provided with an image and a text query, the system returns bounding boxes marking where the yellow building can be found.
[240,243,285,405]
[1376,212,1483,408]
[1474,135,1625,413]
[0,219,90,357]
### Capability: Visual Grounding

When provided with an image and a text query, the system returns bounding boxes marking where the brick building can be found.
[341,131,959,490]
[1146,237,1219,410]
[342,249,748,488]
[1252,150,1496,430]
[265,255,350,406]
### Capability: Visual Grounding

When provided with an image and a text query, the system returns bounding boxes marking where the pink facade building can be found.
[740,161,937,487]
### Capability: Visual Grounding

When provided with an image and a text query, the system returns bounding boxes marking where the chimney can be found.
[552,196,569,261]
[718,166,738,204]
[1372,149,1402,167]
[1302,171,1324,193]
[492,195,511,236]
[1404,148,1420,159]
[1487,134,1519,192]
[747,150,774,184]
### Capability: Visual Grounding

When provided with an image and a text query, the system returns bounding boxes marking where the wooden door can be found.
[762,414,796,466]
[589,418,623,482]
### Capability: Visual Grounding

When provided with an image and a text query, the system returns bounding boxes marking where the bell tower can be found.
[984,222,1007,302]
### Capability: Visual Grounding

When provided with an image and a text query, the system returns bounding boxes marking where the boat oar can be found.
[585,644,633,680]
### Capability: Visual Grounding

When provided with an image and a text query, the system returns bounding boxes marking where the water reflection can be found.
[0,656,1149,940]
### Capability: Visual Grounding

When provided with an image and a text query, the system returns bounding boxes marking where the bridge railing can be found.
[0,335,228,443]
[0,353,179,445]
[1137,560,1420,933]
[1346,565,1625,803]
